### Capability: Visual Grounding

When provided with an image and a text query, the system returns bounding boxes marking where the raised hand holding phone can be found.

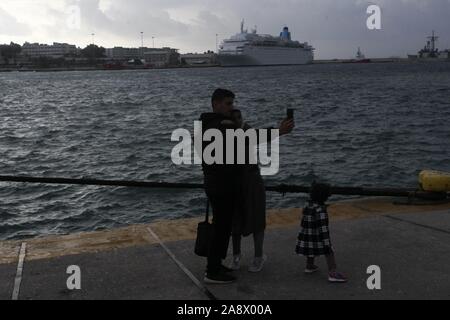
[287,108,294,120]
[280,108,295,136]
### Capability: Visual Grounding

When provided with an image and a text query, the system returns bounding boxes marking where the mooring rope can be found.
[0,175,448,199]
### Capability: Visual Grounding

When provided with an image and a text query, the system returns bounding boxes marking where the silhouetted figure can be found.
[296,183,348,283]
[200,89,240,284]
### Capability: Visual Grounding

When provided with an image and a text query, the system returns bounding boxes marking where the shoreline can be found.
[1,196,449,300]
[0,65,221,73]
[1,196,449,265]
[1,58,448,73]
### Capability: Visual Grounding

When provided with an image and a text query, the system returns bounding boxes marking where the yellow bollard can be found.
[419,170,450,192]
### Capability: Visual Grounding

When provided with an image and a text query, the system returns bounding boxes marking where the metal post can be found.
[216,34,219,53]
[141,32,144,59]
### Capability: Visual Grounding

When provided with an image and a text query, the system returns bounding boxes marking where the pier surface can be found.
[1,197,450,300]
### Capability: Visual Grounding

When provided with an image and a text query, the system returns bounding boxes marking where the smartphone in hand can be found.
[287,108,294,120]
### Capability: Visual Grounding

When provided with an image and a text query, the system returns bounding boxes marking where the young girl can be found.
[296,183,348,283]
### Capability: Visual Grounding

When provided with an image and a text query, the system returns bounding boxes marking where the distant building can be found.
[143,48,180,67]
[21,42,78,58]
[181,52,218,66]
[105,47,150,60]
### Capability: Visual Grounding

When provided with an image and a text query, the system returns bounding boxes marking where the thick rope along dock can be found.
[0,175,204,190]
[0,175,447,199]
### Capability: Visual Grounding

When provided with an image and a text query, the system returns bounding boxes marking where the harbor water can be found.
[0,62,449,240]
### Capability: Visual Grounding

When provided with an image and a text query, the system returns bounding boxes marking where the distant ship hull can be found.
[218,46,314,67]
[343,59,372,64]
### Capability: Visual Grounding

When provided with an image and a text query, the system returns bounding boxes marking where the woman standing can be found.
[229,110,267,272]
[230,110,294,272]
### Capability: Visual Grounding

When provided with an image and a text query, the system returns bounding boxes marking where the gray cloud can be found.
[4,0,450,58]
[0,7,31,37]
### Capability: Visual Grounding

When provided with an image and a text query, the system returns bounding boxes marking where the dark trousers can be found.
[204,174,238,274]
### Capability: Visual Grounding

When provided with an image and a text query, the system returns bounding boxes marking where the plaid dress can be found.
[296,202,333,257]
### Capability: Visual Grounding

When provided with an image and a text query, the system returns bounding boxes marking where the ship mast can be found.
[240,19,248,34]
[428,30,439,52]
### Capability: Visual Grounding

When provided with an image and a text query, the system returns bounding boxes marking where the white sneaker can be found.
[304,266,319,274]
[230,254,241,271]
[248,255,267,273]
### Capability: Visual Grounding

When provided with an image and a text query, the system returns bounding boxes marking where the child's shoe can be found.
[304,265,319,274]
[204,271,236,285]
[328,271,348,283]
[248,255,267,273]
[230,254,241,271]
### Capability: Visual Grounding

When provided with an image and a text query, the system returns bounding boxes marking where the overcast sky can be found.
[1,0,449,59]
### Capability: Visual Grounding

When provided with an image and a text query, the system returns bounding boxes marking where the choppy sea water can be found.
[0,62,449,240]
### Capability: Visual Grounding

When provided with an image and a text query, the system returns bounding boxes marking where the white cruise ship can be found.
[218,20,314,67]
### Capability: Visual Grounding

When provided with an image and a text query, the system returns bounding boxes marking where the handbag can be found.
[194,200,213,257]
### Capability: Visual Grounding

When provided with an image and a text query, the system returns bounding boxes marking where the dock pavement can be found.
[1,197,449,300]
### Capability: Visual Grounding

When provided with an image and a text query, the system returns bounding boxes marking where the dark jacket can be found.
[200,112,241,177]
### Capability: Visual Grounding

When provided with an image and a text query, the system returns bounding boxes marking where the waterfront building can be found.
[21,42,78,58]
[105,47,149,60]
[143,48,180,67]
[180,52,218,66]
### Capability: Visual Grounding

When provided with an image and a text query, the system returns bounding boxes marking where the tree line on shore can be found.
[0,43,106,67]
[0,42,22,65]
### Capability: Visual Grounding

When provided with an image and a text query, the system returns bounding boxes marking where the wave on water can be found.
[0,62,449,240]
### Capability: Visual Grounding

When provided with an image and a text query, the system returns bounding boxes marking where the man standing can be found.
[200,88,294,284]
[200,89,240,284]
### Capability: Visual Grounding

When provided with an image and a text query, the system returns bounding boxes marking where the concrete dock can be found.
[1,197,449,300]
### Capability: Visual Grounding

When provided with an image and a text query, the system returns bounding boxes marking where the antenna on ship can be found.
[428,30,439,53]
[215,33,219,53]
[240,19,248,33]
